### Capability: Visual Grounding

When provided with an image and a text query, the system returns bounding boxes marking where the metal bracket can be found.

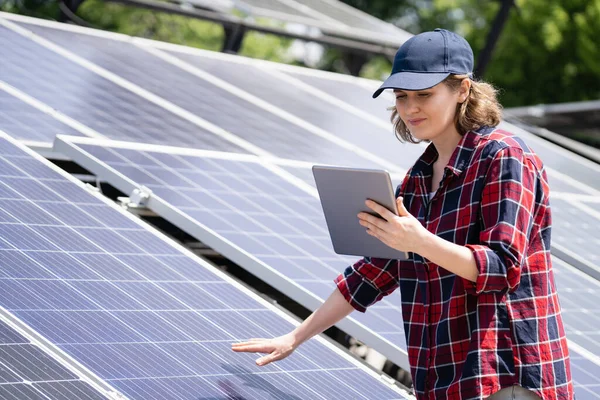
[129,186,152,207]
[119,186,153,209]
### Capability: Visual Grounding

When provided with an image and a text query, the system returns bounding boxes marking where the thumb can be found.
[396,197,409,217]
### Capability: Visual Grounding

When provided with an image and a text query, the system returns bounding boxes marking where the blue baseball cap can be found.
[373,28,474,98]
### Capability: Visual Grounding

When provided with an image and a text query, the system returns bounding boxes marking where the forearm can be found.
[415,231,479,282]
[290,288,355,347]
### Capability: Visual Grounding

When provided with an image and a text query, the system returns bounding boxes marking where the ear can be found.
[458,78,471,103]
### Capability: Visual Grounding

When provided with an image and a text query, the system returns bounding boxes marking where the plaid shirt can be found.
[335,127,573,399]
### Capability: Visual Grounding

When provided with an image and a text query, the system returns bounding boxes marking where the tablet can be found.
[312,165,408,260]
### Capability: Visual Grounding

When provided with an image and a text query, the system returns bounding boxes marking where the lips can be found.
[408,118,426,126]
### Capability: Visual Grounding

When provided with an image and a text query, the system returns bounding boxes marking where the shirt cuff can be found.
[334,271,367,313]
[464,244,520,295]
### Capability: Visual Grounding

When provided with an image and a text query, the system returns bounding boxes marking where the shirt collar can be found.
[411,126,494,178]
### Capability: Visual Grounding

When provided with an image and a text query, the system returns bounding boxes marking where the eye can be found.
[418,93,431,97]
[395,94,407,100]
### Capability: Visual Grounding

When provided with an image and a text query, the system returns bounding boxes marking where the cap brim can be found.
[372,72,451,98]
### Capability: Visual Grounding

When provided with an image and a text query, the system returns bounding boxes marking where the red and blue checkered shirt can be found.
[335,127,573,399]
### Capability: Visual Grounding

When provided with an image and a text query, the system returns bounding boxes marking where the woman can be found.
[232,29,573,400]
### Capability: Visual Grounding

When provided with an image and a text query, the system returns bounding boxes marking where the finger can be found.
[396,197,409,217]
[256,353,277,366]
[231,343,271,353]
[358,213,387,230]
[231,338,267,347]
[365,223,387,239]
[365,199,396,220]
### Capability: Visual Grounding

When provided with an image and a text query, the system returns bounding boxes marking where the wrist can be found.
[287,330,303,349]
[413,227,433,255]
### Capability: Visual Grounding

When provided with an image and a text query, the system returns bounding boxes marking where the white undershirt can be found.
[428,192,436,200]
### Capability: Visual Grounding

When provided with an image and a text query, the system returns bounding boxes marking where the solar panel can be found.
[0,132,411,399]
[55,136,410,369]
[0,318,109,399]
[0,23,248,154]
[4,19,393,170]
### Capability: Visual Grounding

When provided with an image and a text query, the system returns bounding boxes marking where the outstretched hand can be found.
[231,333,297,366]
[358,197,428,254]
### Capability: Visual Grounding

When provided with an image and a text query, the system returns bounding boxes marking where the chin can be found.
[410,130,435,142]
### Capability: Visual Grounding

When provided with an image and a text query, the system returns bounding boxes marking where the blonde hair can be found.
[390,75,502,143]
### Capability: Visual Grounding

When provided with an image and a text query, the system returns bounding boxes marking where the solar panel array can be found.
[1,10,599,399]
[0,132,410,399]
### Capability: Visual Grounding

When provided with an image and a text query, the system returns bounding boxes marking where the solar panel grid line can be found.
[1,131,412,399]
[570,200,600,222]
[0,312,117,399]
[264,0,410,45]
[136,44,404,173]
[0,81,105,142]
[298,0,401,29]
[0,17,272,159]
[54,135,411,370]
[287,2,411,46]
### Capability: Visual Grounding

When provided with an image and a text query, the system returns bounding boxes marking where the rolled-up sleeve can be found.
[464,146,539,295]
[334,257,401,312]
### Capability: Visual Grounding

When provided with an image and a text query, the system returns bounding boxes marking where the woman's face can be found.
[394,80,469,142]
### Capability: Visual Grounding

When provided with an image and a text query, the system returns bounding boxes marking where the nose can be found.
[403,96,419,116]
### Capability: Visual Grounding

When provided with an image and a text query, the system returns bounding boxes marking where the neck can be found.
[431,127,462,163]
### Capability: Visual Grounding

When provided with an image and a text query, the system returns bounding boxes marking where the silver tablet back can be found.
[312,165,408,260]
